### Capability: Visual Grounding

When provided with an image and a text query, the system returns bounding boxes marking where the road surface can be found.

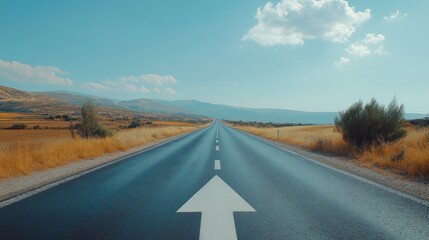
[0,121,428,239]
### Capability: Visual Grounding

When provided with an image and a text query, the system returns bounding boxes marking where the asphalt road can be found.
[0,121,428,239]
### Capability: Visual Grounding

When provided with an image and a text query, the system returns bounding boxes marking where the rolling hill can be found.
[34,91,339,123]
[152,100,338,124]
[0,85,78,113]
[1,85,426,124]
[0,86,203,120]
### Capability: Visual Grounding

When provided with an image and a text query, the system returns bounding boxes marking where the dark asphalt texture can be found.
[0,122,428,239]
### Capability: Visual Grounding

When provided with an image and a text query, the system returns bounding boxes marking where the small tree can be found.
[128,119,141,128]
[335,98,406,149]
[77,100,112,138]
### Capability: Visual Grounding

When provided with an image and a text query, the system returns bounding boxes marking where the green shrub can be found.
[128,119,141,128]
[335,98,406,148]
[76,100,112,138]
[91,124,113,138]
[62,115,72,121]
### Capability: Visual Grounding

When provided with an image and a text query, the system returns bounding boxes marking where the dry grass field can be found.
[0,129,70,141]
[0,112,204,178]
[0,126,199,179]
[231,124,429,178]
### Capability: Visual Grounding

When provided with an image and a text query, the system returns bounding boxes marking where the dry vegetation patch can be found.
[359,128,429,177]
[230,124,429,178]
[0,125,199,179]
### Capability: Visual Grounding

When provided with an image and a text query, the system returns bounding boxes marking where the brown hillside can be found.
[0,85,78,113]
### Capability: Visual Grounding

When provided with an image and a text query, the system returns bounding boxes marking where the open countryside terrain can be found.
[1,121,428,239]
[0,111,208,179]
[226,121,429,178]
[1,1,429,238]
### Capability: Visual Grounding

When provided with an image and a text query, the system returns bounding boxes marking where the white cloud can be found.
[0,59,72,85]
[83,82,107,91]
[345,33,385,57]
[242,0,371,46]
[101,79,150,93]
[140,74,176,86]
[164,87,177,95]
[138,86,150,94]
[84,74,177,95]
[363,33,385,45]
[383,10,408,23]
[334,57,351,67]
[335,33,385,66]
[374,45,384,55]
[118,74,176,87]
[346,43,371,57]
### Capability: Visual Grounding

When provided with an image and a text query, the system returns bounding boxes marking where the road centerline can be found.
[214,160,221,170]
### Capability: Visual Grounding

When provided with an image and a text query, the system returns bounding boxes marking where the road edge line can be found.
[0,124,212,208]
[225,124,429,207]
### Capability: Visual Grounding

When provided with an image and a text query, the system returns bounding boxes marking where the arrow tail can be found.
[200,212,237,240]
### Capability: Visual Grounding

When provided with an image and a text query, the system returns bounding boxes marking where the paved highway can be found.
[0,122,428,239]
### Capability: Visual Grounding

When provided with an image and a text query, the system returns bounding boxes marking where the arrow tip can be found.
[177,175,255,213]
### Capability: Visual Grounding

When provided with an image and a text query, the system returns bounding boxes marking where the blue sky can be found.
[0,0,427,113]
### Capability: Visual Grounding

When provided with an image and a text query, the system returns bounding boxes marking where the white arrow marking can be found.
[214,160,221,170]
[177,175,255,240]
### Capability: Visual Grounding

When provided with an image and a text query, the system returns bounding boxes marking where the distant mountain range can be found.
[1,85,426,124]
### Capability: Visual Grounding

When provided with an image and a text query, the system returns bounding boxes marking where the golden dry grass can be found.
[0,129,70,141]
[235,125,350,155]
[359,128,429,177]
[0,126,198,179]
[231,124,429,178]
[0,112,197,129]
[0,112,31,120]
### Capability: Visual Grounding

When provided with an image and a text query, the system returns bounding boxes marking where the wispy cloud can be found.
[83,82,107,91]
[84,74,177,95]
[0,59,72,85]
[346,33,385,58]
[334,33,385,66]
[164,87,177,95]
[334,57,351,67]
[346,43,371,57]
[242,0,371,46]
[362,33,385,45]
[117,74,176,87]
[383,10,408,23]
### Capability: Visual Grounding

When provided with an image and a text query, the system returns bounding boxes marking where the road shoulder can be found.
[237,129,429,202]
[0,128,201,204]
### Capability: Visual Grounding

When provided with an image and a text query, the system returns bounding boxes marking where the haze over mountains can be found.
[1,85,426,124]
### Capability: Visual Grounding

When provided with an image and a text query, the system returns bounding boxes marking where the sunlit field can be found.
[231,124,429,178]
[0,114,201,178]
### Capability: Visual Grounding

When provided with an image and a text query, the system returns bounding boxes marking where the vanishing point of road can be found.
[0,121,428,239]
